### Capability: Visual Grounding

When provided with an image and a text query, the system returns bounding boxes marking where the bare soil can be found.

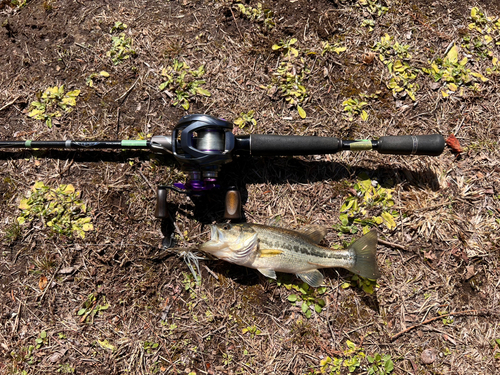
[1,0,499,374]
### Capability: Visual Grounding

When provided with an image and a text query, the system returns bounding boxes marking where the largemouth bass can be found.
[200,223,380,287]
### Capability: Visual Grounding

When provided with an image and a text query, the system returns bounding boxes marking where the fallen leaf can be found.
[362,52,375,65]
[39,275,48,290]
[465,265,475,280]
[445,134,462,153]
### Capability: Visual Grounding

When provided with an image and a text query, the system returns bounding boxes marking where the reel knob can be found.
[155,185,169,219]
[223,186,242,220]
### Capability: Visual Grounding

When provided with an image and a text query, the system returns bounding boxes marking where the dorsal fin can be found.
[296,225,327,244]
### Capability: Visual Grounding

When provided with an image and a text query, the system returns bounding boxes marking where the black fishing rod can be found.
[0,114,445,218]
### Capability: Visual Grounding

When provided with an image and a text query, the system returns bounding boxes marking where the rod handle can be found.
[248,135,341,156]
[377,134,445,156]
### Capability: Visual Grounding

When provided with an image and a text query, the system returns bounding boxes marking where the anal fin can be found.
[258,268,277,280]
[296,270,324,287]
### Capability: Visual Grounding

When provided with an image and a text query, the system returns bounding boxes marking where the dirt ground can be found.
[1,0,499,374]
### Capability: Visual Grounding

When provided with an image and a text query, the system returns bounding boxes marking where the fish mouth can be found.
[210,225,219,242]
[200,225,223,251]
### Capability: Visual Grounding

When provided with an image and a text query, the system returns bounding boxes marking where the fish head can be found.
[200,223,258,264]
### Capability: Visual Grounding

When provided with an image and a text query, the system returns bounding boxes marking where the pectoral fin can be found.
[296,270,324,287]
[258,248,283,258]
[257,268,277,280]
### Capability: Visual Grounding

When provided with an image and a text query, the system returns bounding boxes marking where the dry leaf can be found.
[446,134,462,153]
[362,52,375,65]
[39,275,48,290]
[465,265,475,280]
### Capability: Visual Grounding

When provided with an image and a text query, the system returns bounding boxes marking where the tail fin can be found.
[348,230,380,279]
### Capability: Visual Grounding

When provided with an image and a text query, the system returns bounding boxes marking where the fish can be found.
[199,223,380,287]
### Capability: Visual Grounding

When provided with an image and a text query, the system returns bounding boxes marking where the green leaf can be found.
[301,302,309,314]
[40,330,47,339]
[287,294,298,302]
[297,105,306,118]
[181,101,190,110]
[385,359,394,372]
[196,87,211,96]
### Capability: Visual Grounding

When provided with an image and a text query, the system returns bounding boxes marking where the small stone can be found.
[421,348,437,364]
[430,82,441,91]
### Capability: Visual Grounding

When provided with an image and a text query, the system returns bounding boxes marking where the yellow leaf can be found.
[97,339,115,351]
[28,109,45,118]
[441,90,449,98]
[62,184,75,194]
[459,57,468,66]
[484,35,493,45]
[61,97,77,107]
[448,83,458,92]
[471,72,489,82]
[99,71,110,77]
[82,223,94,231]
[297,105,306,119]
[19,199,30,210]
[360,110,369,121]
[446,45,459,64]
[33,181,45,190]
[381,212,397,230]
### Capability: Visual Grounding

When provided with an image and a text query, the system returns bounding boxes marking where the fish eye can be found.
[222,224,231,230]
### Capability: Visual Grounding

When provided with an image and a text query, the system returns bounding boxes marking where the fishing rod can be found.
[0,114,445,220]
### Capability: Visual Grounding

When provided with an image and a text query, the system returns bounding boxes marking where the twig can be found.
[0,95,20,111]
[390,309,492,341]
[378,238,406,251]
[12,301,21,333]
[115,77,140,103]
[229,8,244,41]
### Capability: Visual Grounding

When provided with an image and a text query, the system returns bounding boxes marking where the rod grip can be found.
[249,135,341,156]
[377,134,445,156]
